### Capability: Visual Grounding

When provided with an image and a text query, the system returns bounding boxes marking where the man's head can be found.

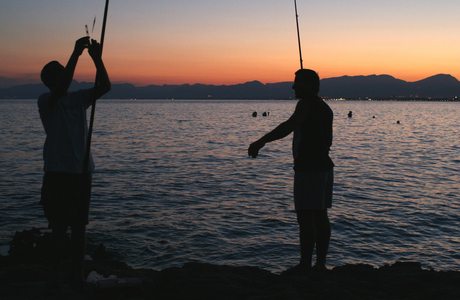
[40,61,64,89]
[292,69,320,99]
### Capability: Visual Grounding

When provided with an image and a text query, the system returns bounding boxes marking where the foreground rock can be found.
[1,229,460,299]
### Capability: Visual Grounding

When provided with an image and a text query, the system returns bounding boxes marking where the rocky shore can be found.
[1,228,460,299]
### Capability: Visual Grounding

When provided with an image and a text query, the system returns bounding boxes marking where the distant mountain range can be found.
[1,74,459,100]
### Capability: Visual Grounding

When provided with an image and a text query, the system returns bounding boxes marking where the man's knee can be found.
[296,209,315,226]
[313,208,328,219]
[52,225,68,238]
[313,209,330,231]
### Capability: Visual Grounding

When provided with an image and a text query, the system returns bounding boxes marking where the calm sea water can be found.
[1,99,459,273]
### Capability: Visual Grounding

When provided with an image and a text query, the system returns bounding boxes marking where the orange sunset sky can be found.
[1,0,459,88]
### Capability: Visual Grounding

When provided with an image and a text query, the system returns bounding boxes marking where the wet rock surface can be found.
[1,228,460,299]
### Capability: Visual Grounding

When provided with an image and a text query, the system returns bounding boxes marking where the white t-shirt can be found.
[38,89,94,173]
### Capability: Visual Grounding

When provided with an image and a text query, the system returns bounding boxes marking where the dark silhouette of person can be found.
[348,111,352,118]
[37,36,111,287]
[248,69,334,276]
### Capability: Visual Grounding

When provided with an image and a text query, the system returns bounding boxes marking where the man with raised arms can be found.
[38,36,111,287]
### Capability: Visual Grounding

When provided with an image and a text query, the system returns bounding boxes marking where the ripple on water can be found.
[1,100,460,271]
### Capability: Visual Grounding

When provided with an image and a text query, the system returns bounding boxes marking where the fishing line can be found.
[92,16,96,34]
[84,17,96,38]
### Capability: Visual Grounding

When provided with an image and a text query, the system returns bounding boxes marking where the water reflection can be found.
[1,100,460,271]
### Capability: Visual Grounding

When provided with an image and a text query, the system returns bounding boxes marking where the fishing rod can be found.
[294,0,303,69]
[83,0,109,174]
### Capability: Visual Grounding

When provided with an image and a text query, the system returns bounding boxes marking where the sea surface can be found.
[1,99,459,273]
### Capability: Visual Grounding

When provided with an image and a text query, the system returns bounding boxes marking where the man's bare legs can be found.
[50,224,86,286]
[296,209,315,271]
[70,224,87,286]
[296,208,331,270]
[50,225,68,284]
[313,209,331,269]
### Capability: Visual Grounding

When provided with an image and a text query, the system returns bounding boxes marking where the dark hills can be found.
[321,74,460,99]
[1,74,459,100]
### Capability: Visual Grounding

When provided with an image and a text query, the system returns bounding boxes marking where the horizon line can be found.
[0,73,458,90]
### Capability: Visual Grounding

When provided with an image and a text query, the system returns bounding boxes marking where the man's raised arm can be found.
[47,37,90,107]
[88,39,111,102]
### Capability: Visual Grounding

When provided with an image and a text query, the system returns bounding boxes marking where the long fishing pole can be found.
[294,0,303,69]
[83,0,109,174]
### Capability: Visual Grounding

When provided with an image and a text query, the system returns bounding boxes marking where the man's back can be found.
[38,89,94,174]
[293,97,334,172]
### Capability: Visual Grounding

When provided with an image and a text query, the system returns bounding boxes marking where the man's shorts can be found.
[294,169,333,211]
[40,172,92,229]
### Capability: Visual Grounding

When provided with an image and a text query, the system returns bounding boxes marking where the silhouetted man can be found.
[38,36,111,287]
[248,69,334,275]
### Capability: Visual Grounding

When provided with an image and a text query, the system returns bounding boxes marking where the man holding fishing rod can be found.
[248,69,334,276]
[38,36,110,287]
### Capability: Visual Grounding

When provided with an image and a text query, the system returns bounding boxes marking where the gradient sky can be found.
[1,0,459,88]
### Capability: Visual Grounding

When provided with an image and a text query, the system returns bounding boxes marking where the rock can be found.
[1,230,460,299]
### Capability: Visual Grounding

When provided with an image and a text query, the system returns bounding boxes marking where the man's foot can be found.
[280,264,310,277]
[71,277,89,293]
[311,264,328,280]
[44,282,72,297]
[312,263,327,273]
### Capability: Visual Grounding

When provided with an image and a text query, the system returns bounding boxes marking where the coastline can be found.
[1,229,460,299]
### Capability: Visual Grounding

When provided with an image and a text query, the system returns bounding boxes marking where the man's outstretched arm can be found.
[248,119,296,158]
[248,100,308,158]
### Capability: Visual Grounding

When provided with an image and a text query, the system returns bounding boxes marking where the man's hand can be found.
[88,39,102,61]
[74,36,90,56]
[248,140,265,158]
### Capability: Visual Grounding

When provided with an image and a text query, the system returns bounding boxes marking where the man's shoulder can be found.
[320,99,333,113]
[66,89,93,105]
[38,92,50,100]
[295,98,309,110]
[37,92,50,108]
[296,96,321,109]
[69,88,92,97]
